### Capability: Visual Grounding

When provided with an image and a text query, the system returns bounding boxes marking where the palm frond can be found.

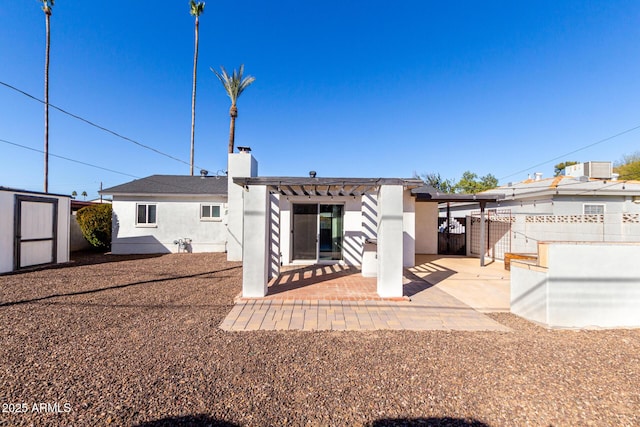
[190,0,205,17]
[211,64,255,104]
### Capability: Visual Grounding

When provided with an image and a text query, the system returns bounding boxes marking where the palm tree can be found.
[71,191,77,199]
[211,64,255,153]
[189,0,205,176]
[81,191,88,200]
[40,0,54,192]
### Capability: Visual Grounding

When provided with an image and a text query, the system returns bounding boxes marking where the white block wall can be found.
[511,242,640,328]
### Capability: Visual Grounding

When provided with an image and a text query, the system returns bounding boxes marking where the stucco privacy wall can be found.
[70,214,92,252]
[415,202,438,254]
[111,196,227,254]
[511,242,640,328]
[0,189,70,273]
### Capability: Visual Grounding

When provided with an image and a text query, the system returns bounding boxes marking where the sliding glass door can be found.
[319,204,343,260]
[292,203,343,261]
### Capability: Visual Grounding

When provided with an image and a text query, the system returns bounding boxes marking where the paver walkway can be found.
[220,258,510,332]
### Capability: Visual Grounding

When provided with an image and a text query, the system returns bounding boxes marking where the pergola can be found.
[233,177,503,299]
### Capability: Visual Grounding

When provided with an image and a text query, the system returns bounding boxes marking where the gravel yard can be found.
[1,252,638,426]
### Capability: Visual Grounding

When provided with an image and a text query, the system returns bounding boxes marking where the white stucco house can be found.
[101,148,499,298]
[102,173,229,254]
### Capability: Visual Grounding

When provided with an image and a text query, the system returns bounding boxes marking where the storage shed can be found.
[0,187,70,273]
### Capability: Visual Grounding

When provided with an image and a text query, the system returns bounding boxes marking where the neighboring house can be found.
[439,162,640,260]
[0,187,70,273]
[101,173,228,254]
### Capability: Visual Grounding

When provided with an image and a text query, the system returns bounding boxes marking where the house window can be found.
[137,204,157,225]
[201,204,222,221]
[583,204,605,215]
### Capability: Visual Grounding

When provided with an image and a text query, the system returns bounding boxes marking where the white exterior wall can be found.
[415,202,438,254]
[111,195,227,254]
[511,242,640,328]
[0,190,70,273]
[278,195,364,266]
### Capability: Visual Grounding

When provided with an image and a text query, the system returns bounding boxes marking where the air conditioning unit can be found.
[565,161,612,179]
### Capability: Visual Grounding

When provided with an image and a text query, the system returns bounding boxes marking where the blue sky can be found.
[1,1,640,199]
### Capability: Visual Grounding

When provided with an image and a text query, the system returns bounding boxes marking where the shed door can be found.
[14,195,58,269]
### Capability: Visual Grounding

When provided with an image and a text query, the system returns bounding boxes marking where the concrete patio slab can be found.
[411,254,510,312]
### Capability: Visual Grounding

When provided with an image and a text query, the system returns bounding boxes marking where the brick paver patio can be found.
[220,258,511,332]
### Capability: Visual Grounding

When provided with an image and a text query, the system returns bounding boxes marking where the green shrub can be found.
[76,204,112,250]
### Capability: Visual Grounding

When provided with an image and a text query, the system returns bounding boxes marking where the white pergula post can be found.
[242,185,269,297]
[377,184,404,297]
[227,152,258,261]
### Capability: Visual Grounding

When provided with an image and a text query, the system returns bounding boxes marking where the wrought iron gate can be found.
[438,216,466,255]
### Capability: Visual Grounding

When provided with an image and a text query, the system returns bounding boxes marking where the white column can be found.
[242,185,269,297]
[377,184,404,297]
[227,152,258,261]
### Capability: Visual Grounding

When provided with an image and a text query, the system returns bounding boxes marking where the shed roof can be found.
[0,186,70,198]
[101,175,228,196]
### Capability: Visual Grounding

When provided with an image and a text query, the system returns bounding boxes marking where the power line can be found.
[499,123,640,181]
[1,138,140,179]
[1,138,227,193]
[0,80,209,172]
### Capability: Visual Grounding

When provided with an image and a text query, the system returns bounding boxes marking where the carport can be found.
[411,185,504,266]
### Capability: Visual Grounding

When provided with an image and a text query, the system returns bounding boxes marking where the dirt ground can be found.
[0,252,638,426]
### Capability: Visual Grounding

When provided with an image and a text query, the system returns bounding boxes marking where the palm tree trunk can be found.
[43,10,51,192]
[228,105,237,154]
[190,16,199,176]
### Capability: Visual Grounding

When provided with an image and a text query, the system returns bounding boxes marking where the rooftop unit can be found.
[564,161,612,179]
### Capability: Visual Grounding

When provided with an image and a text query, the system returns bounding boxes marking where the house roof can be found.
[101,175,228,196]
[483,176,640,200]
[233,177,424,197]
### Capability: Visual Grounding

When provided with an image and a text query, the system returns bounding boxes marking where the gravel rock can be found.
[0,252,638,426]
